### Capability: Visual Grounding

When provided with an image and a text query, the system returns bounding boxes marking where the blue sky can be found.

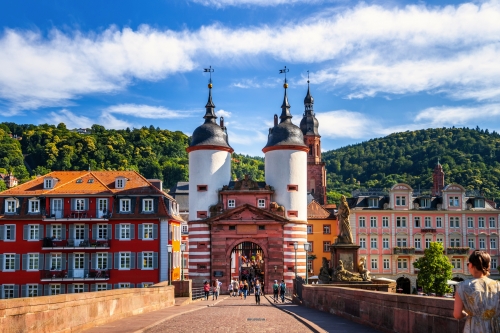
[1,0,499,156]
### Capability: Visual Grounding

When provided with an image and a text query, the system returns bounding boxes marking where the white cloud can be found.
[231,78,281,89]
[415,104,500,127]
[316,110,379,139]
[40,109,94,129]
[98,112,133,129]
[216,109,232,118]
[104,104,193,119]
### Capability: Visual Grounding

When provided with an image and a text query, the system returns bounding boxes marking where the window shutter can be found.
[11,225,16,240]
[14,285,19,298]
[84,284,89,292]
[0,285,3,299]
[39,254,44,270]
[107,284,112,290]
[68,254,74,271]
[60,285,65,294]
[0,254,4,271]
[38,284,42,296]
[67,284,74,294]
[107,224,112,240]
[137,253,143,269]
[84,253,89,270]
[39,225,44,240]
[154,198,159,213]
[69,224,74,240]
[131,197,136,214]
[84,225,89,240]
[130,253,136,269]
[61,254,66,270]
[90,284,97,292]
[115,224,120,240]
[92,225,97,241]
[130,225,135,240]
[114,283,119,289]
[138,283,143,288]
[15,254,20,271]
[23,225,28,240]
[22,254,28,270]
[46,225,52,238]
[17,198,24,215]
[107,253,113,269]
[71,199,76,211]
[153,224,158,239]
[44,285,50,296]
[61,226,66,240]
[138,225,143,240]
[153,253,158,269]
[0,225,4,240]
[114,253,119,269]
[130,283,135,288]
[45,254,51,270]
[22,285,27,297]
[91,254,96,270]
[84,199,89,211]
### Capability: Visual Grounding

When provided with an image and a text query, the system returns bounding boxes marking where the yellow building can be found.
[306,201,337,276]
[170,220,182,281]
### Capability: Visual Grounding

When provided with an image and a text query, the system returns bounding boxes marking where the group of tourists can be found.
[203,278,287,305]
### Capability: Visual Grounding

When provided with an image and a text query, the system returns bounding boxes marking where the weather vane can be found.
[307,70,310,84]
[204,66,214,85]
[279,66,289,88]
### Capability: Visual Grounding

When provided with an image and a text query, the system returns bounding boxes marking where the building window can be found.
[424,217,431,228]
[258,225,265,230]
[3,285,15,299]
[491,238,497,249]
[383,259,390,269]
[74,253,84,269]
[120,253,131,269]
[50,284,61,295]
[28,225,39,240]
[437,237,443,244]
[28,254,39,270]
[450,238,461,247]
[371,238,377,249]
[197,211,207,218]
[368,198,378,208]
[450,217,460,228]
[4,225,15,241]
[449,196,459,207]
[468,238,475,248]
[383,238,389,249]
[425,238,431,248]
[414,217,421,228]
[197,185,207,191]
[142,199,154,212]
[75,199,85,211]
[5,199,16,214]
[359,217,366,228]
[492,259,498,270]
[97,253,108,270]
[51,254,62,270]
[44,179,53,189]
[143,252,153,269]
[119,283,131,289]
[27,284,38,297]
[421,198,430,208]
[479,217,485,228]
[257,199,265,208]
[468,217,474,228]
[120,224,130,239]
[96,283,107,291]
[143,224,153,239]
[227,199,235,208]
[323,241,331,252]
[97,224,108,240]
[480,238,486,249]
[396,217,407,228]
[397,258,408,269]
[307,225,313,234]
[28,200,40,213]
[396,196,406,206]
[396,238,407,247]
[116,178,124,188]
[120,199,131,213]
[75,224,85,241]
[371,259,378,270]
[73,284,84,293]
[51,225,62,239]
[414,238,421,249]
[229,225,236,231]
[370,217,377,228]
[323,225,331,234]
[359,238,366,249]
[382,217,389,228]
[451,259,461,269]
[436,217,442,228]
[475,199,485,208]
[4,254,16,271]
[490,217,496,228]
[287,184,298,191]
[181,225,188,234]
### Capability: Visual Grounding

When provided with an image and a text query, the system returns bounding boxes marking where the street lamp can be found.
[293,241,298,279]
[180,243,186,281]
[167,244,173,286]
[304,243,311,284]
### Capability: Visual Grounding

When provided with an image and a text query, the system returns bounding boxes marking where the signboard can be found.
[213,271,224,277]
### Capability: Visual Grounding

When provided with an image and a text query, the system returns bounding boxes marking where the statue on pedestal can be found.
[333,260,364,282]
[318,257,331,284]
[336,195,353,244]
[358,257,371,281]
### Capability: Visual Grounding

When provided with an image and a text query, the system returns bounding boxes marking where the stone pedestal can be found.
[330,243,360,274]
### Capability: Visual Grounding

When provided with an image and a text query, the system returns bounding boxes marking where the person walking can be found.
[279,280,286,303]
[272,280,279,303]
[254,280,262,305]
[228,280,233,296]
[243,280,249,300]
[239,280,244,299]
[454,250,500,332]
[232,278,239,297]
[212,280,220,301]
[203,281,210,301]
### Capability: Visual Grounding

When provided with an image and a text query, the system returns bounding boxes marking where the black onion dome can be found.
[304,84,314,105]
[263,88,306,149]
[300,82,320,136]
[189,85,232,150]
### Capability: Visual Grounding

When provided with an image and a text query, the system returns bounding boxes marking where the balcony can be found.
[40,269,110,281]
[42,238,111,250]
[421,228,437,233]
[447,247,470,255]
[393,247,415,255]
[42,208,113,221]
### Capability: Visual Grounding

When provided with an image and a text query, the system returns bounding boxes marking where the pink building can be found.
[349,163,500,293]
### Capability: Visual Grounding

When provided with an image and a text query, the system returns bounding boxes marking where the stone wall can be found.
[300,285,465,333]
[0,282,175,333]
[172,280,192,298]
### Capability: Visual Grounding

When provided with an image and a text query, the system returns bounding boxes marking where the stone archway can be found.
[396,277,411,294]
[228,241,267,294]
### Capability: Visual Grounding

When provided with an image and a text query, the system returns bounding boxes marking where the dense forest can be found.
[2,123,500,203]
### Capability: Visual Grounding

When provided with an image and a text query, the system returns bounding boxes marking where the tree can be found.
[413,242,453,295]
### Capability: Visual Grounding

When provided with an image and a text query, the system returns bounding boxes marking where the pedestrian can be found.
[243,280,249,300]
[228,280,233,296]
[212,279,220,300]
[254,280,262,305]
[239,280,244,299]
[203,281,210,301]
[279,279,286,303]
[273,280,279,303]
[454,250,500,332]
[232,278,239,297]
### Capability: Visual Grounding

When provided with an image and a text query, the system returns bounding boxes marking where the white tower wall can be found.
[265,149,307,221]
[188,149,231,221]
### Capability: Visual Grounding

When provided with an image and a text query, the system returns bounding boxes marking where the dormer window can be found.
[367,198,378,208]
[449,196,459,207]
[420,198,431,208]
[396,196,406,206]
[474,198,485,208]
[228,199,235,208]
[44,178,53,189]
[28,199,40,213]
[115,177,126,189]
[5,199,17,214]
[142,199,153,213]
[120,199,131,213]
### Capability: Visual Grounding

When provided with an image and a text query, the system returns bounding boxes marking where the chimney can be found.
[148,179,163,192]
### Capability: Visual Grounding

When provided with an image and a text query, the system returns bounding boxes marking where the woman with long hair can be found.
[203,281,210,301]
[254,280,262,305]
[454,250,500,332]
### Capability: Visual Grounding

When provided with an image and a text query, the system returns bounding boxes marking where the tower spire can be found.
[203,66,216,123]
[304,70,314,115]
[279,66,292,123]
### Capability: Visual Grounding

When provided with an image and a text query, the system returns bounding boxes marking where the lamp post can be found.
[167,244,173,286]
[304,243,311,285]
[293,241,298,279]
[180,243,186,281]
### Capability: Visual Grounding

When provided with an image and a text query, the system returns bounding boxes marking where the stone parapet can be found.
[299,285,464,333]
[172,280,192,298]
[0,282,175,333]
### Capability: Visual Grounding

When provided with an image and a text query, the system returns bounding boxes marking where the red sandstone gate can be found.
[230,242,266,288]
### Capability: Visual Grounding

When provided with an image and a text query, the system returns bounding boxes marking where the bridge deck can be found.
[82,295,381,333]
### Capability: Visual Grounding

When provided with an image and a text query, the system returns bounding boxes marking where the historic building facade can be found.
[349,164,500,293]
[0,171,183,299]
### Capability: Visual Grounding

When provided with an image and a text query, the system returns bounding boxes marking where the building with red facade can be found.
[0,171,183,299]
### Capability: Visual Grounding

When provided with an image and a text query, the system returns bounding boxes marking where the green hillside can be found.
[323,127,500,202]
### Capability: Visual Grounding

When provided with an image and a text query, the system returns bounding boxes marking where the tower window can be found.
[227,199,235,208]
[197,211,207,218]
[287,210,298,217]
[287,185,298,191]
[197,185,208,192]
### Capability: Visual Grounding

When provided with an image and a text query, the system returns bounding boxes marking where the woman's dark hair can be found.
[468,250,491,275]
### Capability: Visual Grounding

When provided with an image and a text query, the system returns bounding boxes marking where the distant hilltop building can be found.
[0,173,19,188]
[8,134,22,141]
[71,128,91,135]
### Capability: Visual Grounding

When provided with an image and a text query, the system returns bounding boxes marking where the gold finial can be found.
[283,82,288,89]
[208,83,213,89]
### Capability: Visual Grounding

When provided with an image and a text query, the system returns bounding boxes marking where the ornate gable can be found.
[206,203,289,224]
[307,200,331,219]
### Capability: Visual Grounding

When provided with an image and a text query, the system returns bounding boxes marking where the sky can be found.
[1,0,500,156]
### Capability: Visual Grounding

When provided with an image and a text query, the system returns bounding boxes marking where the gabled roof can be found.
[205,203,289,224]
[307,200,333,219]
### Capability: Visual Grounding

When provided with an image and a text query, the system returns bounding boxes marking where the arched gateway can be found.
[230,242,266,285]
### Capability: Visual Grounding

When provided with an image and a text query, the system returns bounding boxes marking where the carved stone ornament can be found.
[336,195,354,244]
[332,260,364,282]
[318,257,332,284]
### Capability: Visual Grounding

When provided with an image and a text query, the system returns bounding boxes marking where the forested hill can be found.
[0,122,264,190]
[323,127,500,202]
